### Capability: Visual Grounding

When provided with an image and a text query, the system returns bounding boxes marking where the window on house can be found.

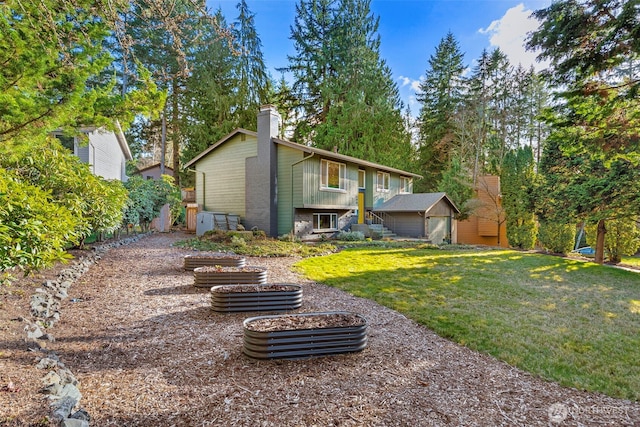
[321,159,346,190]
[358,169,366,189]
[313,213,338,231]
[400,176,413,193]
[376,171,390,192]
[55,135,75,153]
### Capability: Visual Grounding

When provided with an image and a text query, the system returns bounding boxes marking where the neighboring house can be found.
[184,105,424,240]
[133,163,175,180]
[131,163,175,233]
[54,122,132,182]
[457,175,509,247]
[373,192,459,244]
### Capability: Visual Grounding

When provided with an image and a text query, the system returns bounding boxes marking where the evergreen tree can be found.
[0,0,160,143]
[286,0,338,140]
[416,32,466,190]
[232,0,271,130]
[270,75,299,139]
[529,0,640,263]
[437,157,473,220]
[180,10,238,172]
[501,146,536,249]
[285,0,413,169]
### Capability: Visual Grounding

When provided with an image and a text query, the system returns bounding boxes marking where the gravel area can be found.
[1,231,639,426]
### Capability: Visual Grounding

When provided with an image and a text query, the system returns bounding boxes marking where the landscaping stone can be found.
[22,233,148,426]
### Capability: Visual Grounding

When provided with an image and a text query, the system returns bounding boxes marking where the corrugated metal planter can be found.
[193,266,267,288]
[243,311,368,360]
[184,253,246,271]
[210,284,302,313]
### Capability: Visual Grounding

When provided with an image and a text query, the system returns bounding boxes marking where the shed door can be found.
[427,217,448,245]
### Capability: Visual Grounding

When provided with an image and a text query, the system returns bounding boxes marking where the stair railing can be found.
[367,211,395,233]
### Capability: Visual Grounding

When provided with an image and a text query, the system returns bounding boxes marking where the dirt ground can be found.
[1,231,639,426]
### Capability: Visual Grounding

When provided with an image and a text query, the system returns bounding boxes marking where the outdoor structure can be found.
[457,175,509,247]
[133,163,175,180]
[372,192,459,244]
[184,105,423,240]
[54,122,132,182]
[130,163,175,233]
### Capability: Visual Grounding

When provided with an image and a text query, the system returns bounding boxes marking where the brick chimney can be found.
[245,105,281,237]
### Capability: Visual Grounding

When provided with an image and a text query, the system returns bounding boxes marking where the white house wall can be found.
[81,130,128,181]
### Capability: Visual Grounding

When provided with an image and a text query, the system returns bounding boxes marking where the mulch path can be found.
[1,231,639,426]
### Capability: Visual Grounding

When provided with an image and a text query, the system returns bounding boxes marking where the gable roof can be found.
[135,163,175,174]
[183,129,258,169]
[114,121,133,161]
[183,127,422,178]
[376,192,460,213]
[273,137,422,178]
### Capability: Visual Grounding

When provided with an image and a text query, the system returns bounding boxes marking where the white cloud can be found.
[479,3,550,71]
[398,75,422,92]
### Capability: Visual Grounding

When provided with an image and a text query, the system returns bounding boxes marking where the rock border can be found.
[22,233,148,427]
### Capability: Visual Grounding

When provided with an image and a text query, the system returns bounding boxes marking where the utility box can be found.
[196,211,216,236]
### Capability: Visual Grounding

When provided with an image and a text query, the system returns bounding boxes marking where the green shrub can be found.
[586,219,640,264]
[337,231,365,241]
[252,229,267,239]
[506,216,537,250]
[278,232,300,243]
[229,231,254,241]
[538,220,575,254]
[1,137,129,244]
[123,175,181,232]
[230,235,247,248]
[0,169,76,274]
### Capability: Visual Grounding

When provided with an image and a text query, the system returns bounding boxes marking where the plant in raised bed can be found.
[210,284,302,312]
[243,311,368,359]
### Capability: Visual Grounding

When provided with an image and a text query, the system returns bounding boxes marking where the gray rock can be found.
[41,371,61,388]
[70,409,90,421]
[50,396,77,421]
[59,418,89,427]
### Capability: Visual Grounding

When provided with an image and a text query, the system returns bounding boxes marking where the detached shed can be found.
[374,192,459,244]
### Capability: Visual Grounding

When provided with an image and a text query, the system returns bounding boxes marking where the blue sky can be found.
[208,0,552,111]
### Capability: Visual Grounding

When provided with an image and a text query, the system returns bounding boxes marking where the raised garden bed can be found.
[183,253,246,271]
[193,266,267,288]
[243,311,368,359]
[210,284,302,312]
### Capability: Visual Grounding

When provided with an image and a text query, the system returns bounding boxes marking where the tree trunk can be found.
[595,219,606,264]
[161,110,167,175]
[171,78,181,187]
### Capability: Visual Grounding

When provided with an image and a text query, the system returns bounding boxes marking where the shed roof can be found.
[376,192,460,213]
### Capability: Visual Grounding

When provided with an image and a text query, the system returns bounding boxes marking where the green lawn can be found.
[621,256,640,268]
[295,247,640,400]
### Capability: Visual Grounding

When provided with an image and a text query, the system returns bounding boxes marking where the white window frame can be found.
[321,159,347,191]
[313,213,338,232]
[400,176,413,193]
[358,169,366,190]
[376,171,390,192]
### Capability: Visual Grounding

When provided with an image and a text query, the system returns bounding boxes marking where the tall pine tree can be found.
[285,0,413,169]
[529,0,640,263]
[416,32,466,191]
[233,0,271,130]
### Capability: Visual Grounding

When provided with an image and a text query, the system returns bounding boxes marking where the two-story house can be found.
[185,105,458,242]
[54,122,132,182]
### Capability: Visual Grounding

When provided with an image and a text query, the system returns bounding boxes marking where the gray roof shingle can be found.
[376,192,460,213]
